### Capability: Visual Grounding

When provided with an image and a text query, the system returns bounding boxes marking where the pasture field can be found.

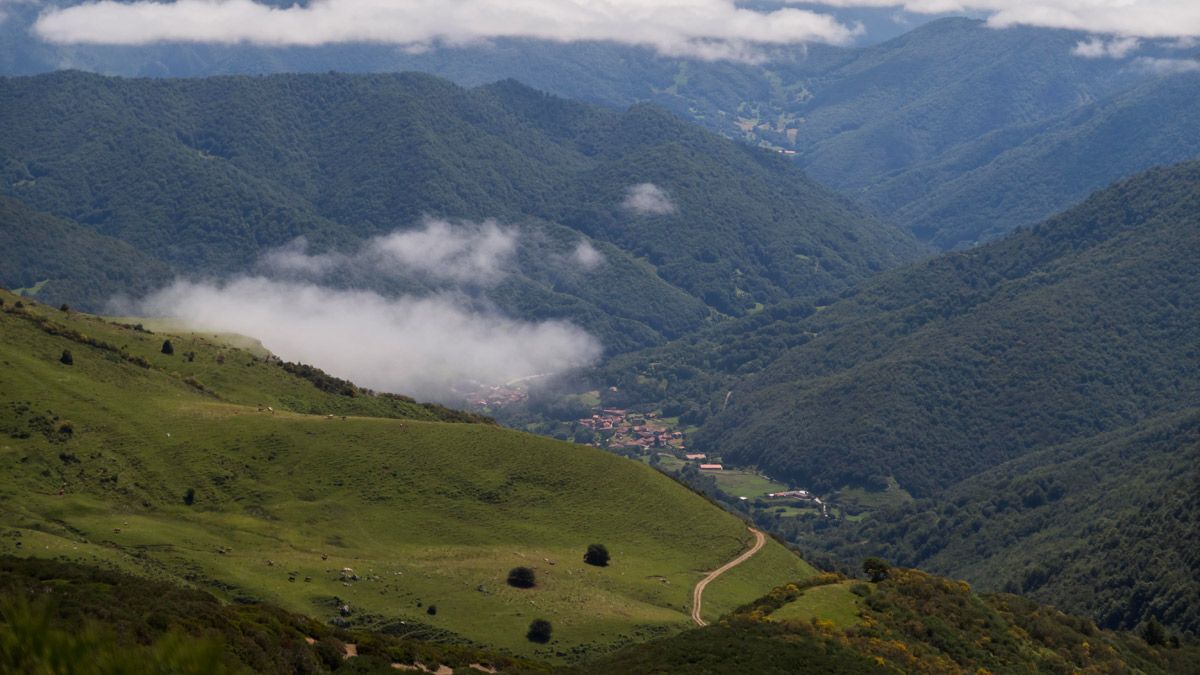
[832,476,915,512]
[709,469,788,498]
[769,581,863,629]
[0,294,814,659]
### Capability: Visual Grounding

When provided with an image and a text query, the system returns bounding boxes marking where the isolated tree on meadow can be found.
[526,619,552,644]
[863,557,891,583]
[59,350,73,366]
[583,544,610,567]
[507,566,536,589]
[161,340,174,355]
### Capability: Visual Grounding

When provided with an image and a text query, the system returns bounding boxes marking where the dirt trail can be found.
[690,527,766,626]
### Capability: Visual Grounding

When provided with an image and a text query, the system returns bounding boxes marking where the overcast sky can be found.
[28,0,1200,61]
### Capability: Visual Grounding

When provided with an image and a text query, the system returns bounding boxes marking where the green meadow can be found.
[769,581,863,629]
[709,469,788,498]
[0,294,814,659]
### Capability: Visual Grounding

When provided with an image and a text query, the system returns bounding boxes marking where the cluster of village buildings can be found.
[577,408,685,451]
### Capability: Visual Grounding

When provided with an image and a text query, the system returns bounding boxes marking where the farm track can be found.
[690,527,766,626]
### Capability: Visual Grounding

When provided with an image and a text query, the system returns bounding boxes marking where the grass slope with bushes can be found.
[574,569,1200,674]
[0,291,814,660]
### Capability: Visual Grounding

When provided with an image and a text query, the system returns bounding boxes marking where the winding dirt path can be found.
[690,527,766,626]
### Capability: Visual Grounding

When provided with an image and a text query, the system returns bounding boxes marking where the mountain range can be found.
[0,71,920,356]
[8,11,1200,252]
[2,9,1199,668]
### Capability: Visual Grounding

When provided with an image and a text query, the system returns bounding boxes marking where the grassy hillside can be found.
[11,555,1192,674]
[0,556,539,674]
[0,292,815,660]
[0,71,920,350]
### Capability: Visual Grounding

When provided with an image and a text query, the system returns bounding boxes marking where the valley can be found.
[530,159,1200,640]
[2,6,1199,671]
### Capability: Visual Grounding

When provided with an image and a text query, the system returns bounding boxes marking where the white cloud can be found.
[1130,56,1200,74]
[260,218,518,286]
[135,277,601,401]
[136,217,603,400]
[799,1,1200,40]
[33,0,863,61]
[32,0,1200,59]
[622,183,677,216]
[570,240,605,270]
[367,218,517,285]
[1072,36,1140,58]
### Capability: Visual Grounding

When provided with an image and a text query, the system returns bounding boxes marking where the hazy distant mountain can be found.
[9,8,1199,252]
[866,72,1200,248]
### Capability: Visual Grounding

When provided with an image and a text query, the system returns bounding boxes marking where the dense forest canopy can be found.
[0,71,920,356]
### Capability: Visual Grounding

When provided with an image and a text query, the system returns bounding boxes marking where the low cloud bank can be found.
[134,219,602,401]
[31,0,1200,60]
[138,278,601,402]
[809,1,1200,41]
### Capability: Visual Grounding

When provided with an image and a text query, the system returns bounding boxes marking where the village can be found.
[576,407,685,452]
[458,389,833,520]
[576,407,829,518]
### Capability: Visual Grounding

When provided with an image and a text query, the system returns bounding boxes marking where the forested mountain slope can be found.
[9,13,1198,251]
[819,408,1200,638]
[0,196,172,308]
[790,18,1134,187]
[700,160,1200,497]
[0,71,920,352]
